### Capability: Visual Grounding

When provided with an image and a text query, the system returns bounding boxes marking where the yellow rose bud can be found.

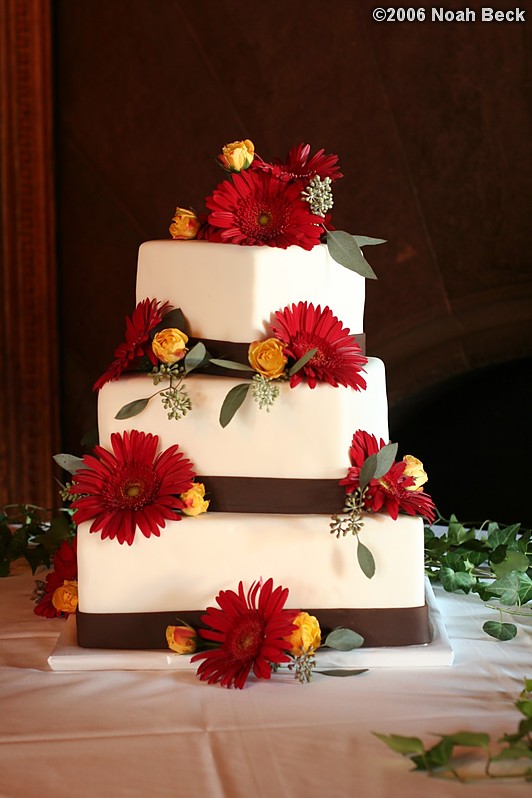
[181,482,209,517]
[219,139,255,172]
[403,455,428,492]
[285,612,321,655]
[52,580,78,614]
[248,338,287,379]
[169,208,200,240]
[166,624,198,654]
[152,328,189,365]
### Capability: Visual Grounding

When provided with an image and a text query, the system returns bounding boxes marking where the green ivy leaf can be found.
[488,572,532,606]
[491,741,532,761]
[184,341,207,373]
[53,453,85,475]
[219,384,250,428]
[209,358,254,372]
[487,523,522,550]
[439,567,476,594]
[326,231,378,279]
[491,550,530,577]
[483,621,518,641]
[324,628,364,651]
[373,732,426,757]
[318,668,368,677]
[357,539,376,579]
[115,397,150,420]
[442,731,490,749]
[288,348,318,376]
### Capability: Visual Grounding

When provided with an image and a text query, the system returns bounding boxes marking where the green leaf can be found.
[209,358,254,372]
[326,231,378,279]
[184,341,207,373]
[487,523,522,550]
[359,453,377,492]
[317,668,368,677]
[442,731,490,749]
[353,235,386,248]
[115,397,150,420]
[373,732,426,757]
[489,572,532,606]
[483,621,517,641]
[357,539,376,579]
[491,550,530,577]
[439,567,476,594]
[288,347,318,376]
[53,453,85,475]
[373,442,398,479]
[324,628,364,651]
[219,384,250,428]
[491,742,532,761]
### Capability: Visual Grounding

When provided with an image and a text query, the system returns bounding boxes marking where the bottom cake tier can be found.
[76,512,431,650]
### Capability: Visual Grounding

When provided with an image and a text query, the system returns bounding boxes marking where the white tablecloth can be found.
[1,561,530,797]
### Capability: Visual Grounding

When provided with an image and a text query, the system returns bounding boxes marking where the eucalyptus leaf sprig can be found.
[425,513,531,640]
[375,678,532,783]
[330,442,399,580]
[115,341,209,422]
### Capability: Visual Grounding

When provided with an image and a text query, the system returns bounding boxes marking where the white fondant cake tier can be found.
[77,513,425,614]
[98,358,388,480]
[136,241,366,340]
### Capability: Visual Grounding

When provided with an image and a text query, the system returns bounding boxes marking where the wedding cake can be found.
[71,140,435,654]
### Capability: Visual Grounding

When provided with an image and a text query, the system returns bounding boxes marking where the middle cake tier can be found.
[98,357,388,481]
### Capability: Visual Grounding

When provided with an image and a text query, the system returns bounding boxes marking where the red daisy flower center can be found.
[226,615,263,662]
[106,464,160,511]
[239,197,288,241]
[292,331,341,371]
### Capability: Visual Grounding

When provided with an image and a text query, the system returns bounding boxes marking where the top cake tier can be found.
[136,241,366,341]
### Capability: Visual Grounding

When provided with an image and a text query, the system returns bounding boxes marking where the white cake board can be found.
[47,578,453,671]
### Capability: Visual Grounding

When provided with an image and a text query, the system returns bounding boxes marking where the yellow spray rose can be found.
[166,624,198,654]
[285,612,321,655]
[52,580,78,614]
[181,482,209,517]
[169,208,200,240]
[403,455,428,492]
[152,328,189,365]
[248,338,287,379]
[219,139,255,172]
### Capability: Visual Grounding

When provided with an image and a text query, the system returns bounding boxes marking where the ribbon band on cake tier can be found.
[76,604,432,650]
[189,334,366,377]
[196,476,347,514]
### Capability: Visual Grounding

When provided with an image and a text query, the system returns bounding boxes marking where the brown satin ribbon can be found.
[196,476,347,514]
[77,603,431,650]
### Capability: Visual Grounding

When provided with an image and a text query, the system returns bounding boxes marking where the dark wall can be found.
[54,1,532,525]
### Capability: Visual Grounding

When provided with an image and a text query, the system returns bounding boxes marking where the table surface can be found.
[1,562,530,798]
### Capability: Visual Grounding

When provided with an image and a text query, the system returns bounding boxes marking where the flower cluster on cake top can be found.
[169,138,384,279]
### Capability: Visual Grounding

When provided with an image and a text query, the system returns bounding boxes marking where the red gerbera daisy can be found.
[34,536,78,618]
[70,430,196,545]
[191,579,297,689]
[270,301,367,390]
[340,430,436,523]
[205,168,324,250]
[254,143,343,183]
[93,298,171,391]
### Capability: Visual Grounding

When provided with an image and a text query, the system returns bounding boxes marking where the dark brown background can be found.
[2,0,531,524]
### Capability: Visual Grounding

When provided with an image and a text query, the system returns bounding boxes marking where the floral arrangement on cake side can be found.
[332,430,436,577]
[169,138,383,280]
[93,297,368,426]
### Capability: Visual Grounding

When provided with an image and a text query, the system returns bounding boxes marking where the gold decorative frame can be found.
[0,0,58,508]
